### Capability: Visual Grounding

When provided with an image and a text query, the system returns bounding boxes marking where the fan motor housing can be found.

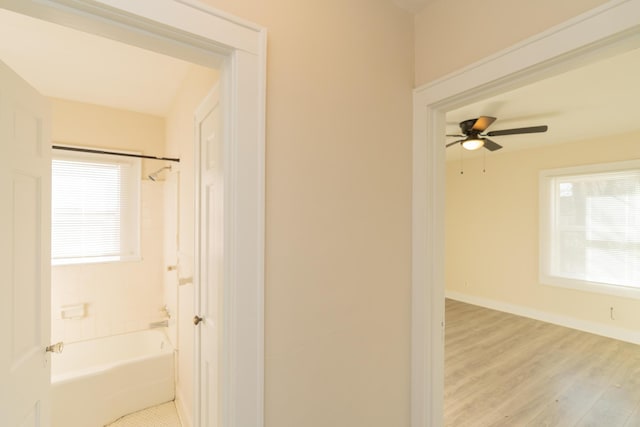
[459,118,478,135]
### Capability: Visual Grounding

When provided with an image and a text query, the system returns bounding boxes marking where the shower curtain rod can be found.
[52,145,180,163]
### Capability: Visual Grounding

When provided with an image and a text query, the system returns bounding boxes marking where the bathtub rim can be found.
[50,327,174,384]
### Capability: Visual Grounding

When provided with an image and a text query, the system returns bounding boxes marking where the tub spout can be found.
[161,305,171,319]
[46,341,64,354]
[149,320,169,328]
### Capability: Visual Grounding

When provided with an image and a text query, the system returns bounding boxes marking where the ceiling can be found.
[0,1,432,116]
[445,46,640,160]
[2,6,639,148]
[0,8,195,117]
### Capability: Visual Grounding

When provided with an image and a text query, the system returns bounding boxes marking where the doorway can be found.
[0,1,265,426]
[411,2,640,426]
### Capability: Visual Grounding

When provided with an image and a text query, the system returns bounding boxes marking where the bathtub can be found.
[51,329,175,427]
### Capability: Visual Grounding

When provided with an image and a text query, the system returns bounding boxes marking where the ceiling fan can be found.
[446,116,548,151]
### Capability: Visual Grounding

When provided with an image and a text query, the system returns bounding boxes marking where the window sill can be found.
[540,274,640,300]
[52,255,142,267]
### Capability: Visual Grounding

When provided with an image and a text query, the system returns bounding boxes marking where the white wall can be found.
[164,64,219,427]
[446,130,640,339]
[50,98,167,344]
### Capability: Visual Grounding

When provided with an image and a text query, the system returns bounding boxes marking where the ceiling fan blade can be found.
[482,138,502,151]
[446,134,465,137]
[472,116,496,132]
[446,139,463,148]
[486,125,548,137]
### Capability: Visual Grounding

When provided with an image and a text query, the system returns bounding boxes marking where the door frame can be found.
[411,0,640,426]
[1,1,266,426]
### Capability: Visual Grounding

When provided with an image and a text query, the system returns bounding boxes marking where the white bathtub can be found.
[51,329,175,427]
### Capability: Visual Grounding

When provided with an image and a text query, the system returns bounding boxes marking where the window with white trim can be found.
[51,148,141,265]
[540,160,640,297]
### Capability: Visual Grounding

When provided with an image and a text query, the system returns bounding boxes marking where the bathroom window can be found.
[539,159,640,298]
[51,148,141,265]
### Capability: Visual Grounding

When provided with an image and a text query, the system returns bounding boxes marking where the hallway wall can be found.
[199,1,414,425]
[413,0,609,86]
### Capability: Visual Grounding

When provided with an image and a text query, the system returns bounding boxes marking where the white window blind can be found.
[51,149,141,265]
[540,160,640,296]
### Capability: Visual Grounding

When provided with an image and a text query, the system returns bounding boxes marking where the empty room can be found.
[443,46,640,425]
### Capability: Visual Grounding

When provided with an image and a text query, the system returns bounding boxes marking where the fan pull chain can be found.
[460,144,464,175]
[483,149,486,173]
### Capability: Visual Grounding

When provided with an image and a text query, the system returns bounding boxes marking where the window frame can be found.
[51,146,142,266]
[539,159,640,299]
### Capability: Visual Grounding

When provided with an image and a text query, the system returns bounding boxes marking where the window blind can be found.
[51,150,140,265]
[541,161,640,292]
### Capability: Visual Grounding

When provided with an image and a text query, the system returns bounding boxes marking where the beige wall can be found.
[191,0,414,425]
[164,64,219,427]
[50,99,167,343]
[446,131,640,332]
[414,0,609,86]
[51,98,166,177]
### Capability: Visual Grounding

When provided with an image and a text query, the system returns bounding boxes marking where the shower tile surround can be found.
[51,181,167,344]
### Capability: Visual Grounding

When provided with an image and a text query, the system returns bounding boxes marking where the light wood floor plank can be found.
[445,299,640,427]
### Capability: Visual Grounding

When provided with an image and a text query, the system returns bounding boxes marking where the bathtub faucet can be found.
[149,320,169,328]
[161,305,171,319]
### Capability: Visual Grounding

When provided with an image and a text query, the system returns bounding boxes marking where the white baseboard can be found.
[446,290,640,345]
[175,390,192,427]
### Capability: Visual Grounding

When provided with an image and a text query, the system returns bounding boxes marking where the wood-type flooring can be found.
[445,299,640,426]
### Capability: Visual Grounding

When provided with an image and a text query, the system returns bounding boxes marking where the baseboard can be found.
[175,390,192,427]
[446,290,640,345]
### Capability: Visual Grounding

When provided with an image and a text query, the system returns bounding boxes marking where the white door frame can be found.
[411,0,640,426]
[1,1,266,426]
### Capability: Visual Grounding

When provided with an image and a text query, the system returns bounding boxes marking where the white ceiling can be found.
[446,46,640,160]
[0,8,195,117]
[0,2,432,117]
[2,6,639,149]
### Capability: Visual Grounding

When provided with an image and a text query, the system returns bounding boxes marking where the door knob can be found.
[46,342,64,354]
[193,315,204,325]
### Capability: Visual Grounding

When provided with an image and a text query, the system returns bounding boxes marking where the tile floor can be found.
[105,401,181,427]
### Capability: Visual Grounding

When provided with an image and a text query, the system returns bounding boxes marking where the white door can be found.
[0,60,52,426]
[194,84,223,427]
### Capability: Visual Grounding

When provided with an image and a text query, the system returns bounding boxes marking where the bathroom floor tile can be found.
[105,401,181,427]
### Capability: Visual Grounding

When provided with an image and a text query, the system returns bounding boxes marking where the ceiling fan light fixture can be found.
[462,137,484,150]
[447,116,549,152]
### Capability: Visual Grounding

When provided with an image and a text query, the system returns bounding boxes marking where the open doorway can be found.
[411,2,640,426]
[0,2,265,426]
[2,7,217,426]
[442,45,640,422]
